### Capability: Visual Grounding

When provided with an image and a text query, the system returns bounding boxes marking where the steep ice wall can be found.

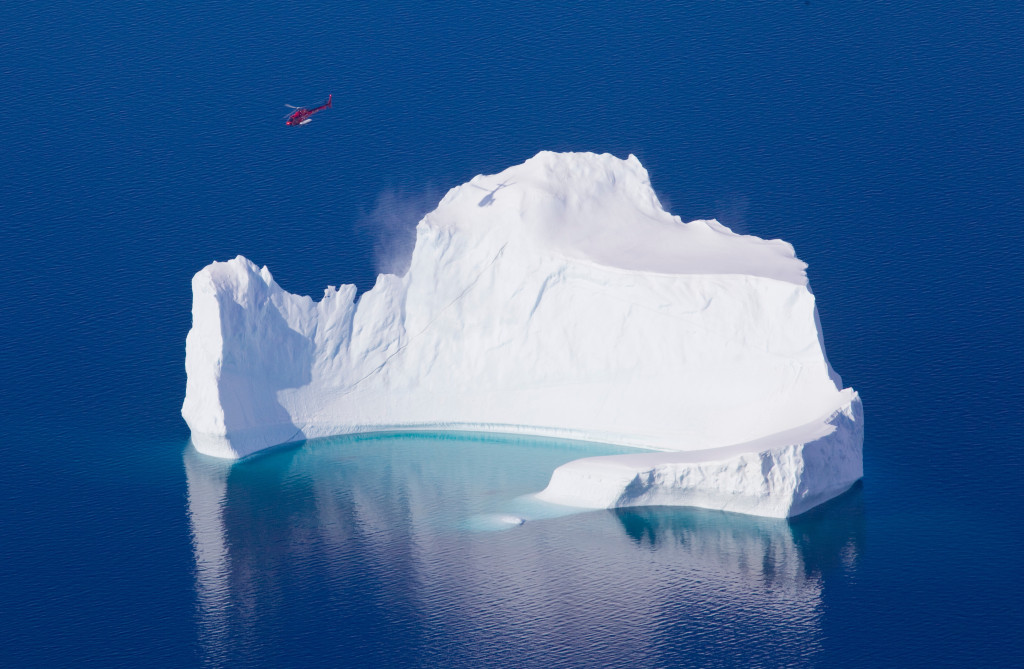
[182,151,863,517]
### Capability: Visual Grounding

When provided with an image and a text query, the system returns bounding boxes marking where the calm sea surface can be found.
[3,2,1022,666]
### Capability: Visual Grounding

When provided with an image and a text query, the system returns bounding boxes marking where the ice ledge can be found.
[191,391,863,519]
[536,391,863,518]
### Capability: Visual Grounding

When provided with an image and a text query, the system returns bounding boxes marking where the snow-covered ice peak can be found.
[425,151,808,284]
[182,151,862,518]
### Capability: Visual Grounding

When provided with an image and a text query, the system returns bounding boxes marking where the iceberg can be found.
[182,151,863,518]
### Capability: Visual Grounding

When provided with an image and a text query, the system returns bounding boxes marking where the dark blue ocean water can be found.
[3,2,1022,666]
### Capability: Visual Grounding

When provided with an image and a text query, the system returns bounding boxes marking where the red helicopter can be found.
[285,94,332,126]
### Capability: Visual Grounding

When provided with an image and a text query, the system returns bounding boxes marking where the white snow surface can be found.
[182,151,863,517]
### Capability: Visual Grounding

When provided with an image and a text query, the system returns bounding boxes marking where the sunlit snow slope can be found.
[182,151,862,517]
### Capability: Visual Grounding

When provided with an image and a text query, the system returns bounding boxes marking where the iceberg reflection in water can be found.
[185,432,863,667]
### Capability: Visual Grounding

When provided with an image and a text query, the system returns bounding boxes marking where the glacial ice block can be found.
[182,151,863,517]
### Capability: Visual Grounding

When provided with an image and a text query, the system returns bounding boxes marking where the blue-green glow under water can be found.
[204,431,645,534]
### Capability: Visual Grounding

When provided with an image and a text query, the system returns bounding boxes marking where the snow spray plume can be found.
[714,194,751,235]
[360,189,441,277]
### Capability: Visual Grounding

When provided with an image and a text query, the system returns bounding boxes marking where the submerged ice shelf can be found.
[182,151,862,518]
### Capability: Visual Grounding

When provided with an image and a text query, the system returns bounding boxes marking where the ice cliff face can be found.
[182,151,863,518]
